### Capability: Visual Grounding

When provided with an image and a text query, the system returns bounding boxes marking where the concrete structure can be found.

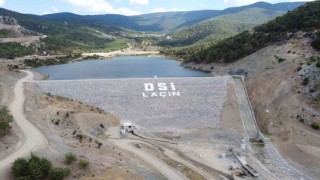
[233,76,259,139]
[36,77,229,132]
[121,122,134,135]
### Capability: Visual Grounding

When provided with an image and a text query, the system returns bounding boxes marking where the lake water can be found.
[33,56,210,80]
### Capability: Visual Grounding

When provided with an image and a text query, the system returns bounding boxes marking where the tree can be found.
[11,158,29,178]
[12,154,70,180]
[0,106,13,135]
[28,157,43,179]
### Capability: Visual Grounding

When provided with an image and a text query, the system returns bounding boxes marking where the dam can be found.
[35,76,230,132]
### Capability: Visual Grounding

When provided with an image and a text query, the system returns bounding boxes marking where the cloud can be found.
[117,8,141,15]
[153,8,187,13]
[63,0,117,14]
[290,0,314,2]
[130,0,149,5]
[52,5,58,12]
[63,0,140,15]
[0,0,5,6]
[223,0,262,6]
[224,0,315,7]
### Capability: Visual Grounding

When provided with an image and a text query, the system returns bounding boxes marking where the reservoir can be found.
[33,56,210,80]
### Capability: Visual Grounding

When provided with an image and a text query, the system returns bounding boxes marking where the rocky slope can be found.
[184,32,320,178]
[0,16,41,37]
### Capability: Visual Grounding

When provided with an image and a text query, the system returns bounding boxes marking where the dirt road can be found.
[113,139,186,180]
[0,70,47,176]
[82,50,159,58]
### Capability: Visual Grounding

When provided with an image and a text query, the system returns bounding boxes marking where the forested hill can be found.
[160,8,285,47]
[0,8,128,54]
[188,0,320,64]
[38,2,305,33]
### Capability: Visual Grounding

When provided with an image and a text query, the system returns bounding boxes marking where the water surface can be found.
[33,56,210,80]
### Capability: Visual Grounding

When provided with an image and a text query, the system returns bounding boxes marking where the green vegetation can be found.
[0,42,33,59]
[161,8,285,47]
[7,64,19,71]
[0,29,10,38]
[297,66,302,71]
[0,8,128,54]
[302,77,310,86]
[78,160,89,169]
[64,152,76,164]
[48,167,71,180]
[0,106,13,135]
[76,134,84,143]
[51,118,60,126]
[41,31,128,54]
[37,2,303,33]
[82,54,104,60]
[23,54,81,68]
[95,140,103,149]
[250,138,265,147]
[190,31,277,63]
[312,33,320,50]
[297,115,305,123]
[186,1,320,64]
[307,56,320,68]
[160,8,287,59]
[311,122,319,130]
[12,154,70,180]
[276,56,286,63]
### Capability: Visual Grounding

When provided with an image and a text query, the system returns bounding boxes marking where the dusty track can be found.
[113,139,186,180]
[0,70,47,177]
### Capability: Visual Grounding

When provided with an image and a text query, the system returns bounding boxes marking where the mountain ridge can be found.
[186,0,320,64]
[36,1,306,32]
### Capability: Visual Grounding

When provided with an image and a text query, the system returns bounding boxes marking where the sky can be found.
[0,0,315,16]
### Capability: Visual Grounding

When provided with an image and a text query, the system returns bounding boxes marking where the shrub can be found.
[48,167,71,180]
[11,158,29,178]
[76,134,84,142]
[302,77,310,86]
[0,106,13,135]
[78,160,89,169]
[277,58,286,63]
[95,140,103,149]
[0,42,33,58]
[11,154,69,180]
[99,124,104,129]
[306,60,312,65]
[299,118,304,123]
[311,122,319,130]
[64,152,76,164]
[297,66,302,71]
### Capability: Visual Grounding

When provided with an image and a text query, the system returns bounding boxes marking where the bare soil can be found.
[0,65,24,164]
[23,79,162,179]
[184,32,320,179]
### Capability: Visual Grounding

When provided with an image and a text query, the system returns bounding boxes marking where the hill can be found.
[0,8,128,55]
[39,2,305,33]
[160,7,286,47]
[187,0,320,64]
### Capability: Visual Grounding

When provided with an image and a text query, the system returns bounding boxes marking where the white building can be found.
[121,122,134,135]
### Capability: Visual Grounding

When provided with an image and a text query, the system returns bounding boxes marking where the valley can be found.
[0,1,319,180]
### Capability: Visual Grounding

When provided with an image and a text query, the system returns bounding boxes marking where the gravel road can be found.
[113,139,186,180]
[0,70,47,177]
